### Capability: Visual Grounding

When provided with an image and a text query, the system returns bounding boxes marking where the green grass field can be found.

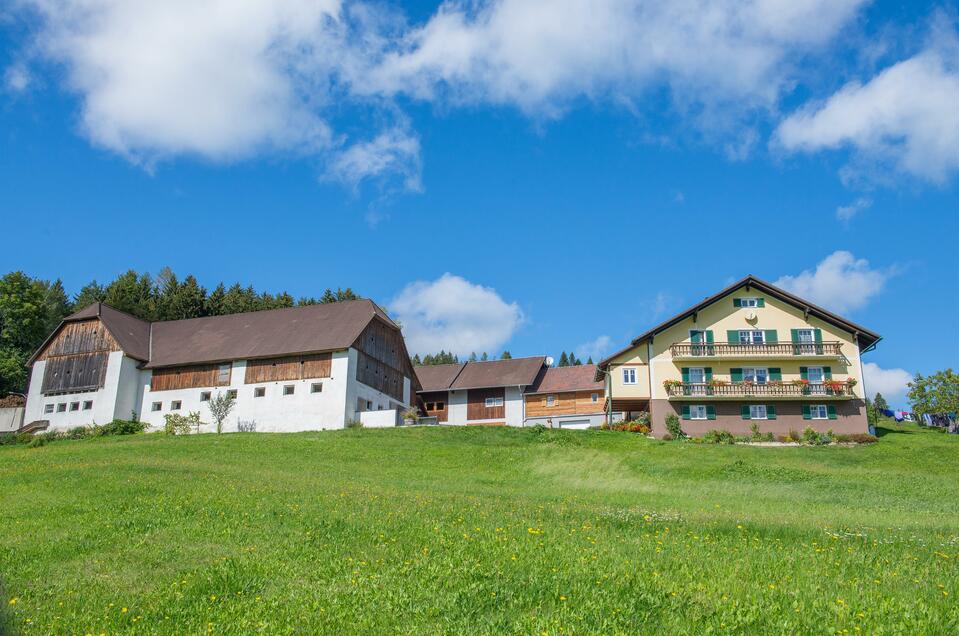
[1,420,957,634]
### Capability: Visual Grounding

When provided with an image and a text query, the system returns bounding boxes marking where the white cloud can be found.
[356,0,866,120]
[862,362,913,405]
[4,65,31,92]
[775,251,890,313]
[775,28,959,183]
[324,126,421,192]
[576,336,611,362]
[836,197,871,221]
[391,274,523,356]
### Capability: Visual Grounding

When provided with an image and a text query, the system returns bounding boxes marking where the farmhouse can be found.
[524,365,607,429]
[24,300,418,432]
[597,275,881,437]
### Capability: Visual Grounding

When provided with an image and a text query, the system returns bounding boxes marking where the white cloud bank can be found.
[775,28,959,183]
[775,251,890,314]
[391,274,523,356]
[862,362,913,405]
[15,0,869,186]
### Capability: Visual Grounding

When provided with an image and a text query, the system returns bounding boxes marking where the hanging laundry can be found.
[881,409,895,418]
[894,410,904,422]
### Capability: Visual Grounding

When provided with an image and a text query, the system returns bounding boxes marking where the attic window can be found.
[546,396,557,407]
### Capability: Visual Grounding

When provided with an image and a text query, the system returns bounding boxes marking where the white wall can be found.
[504,386,524,426]
[447,389,468,425]
[24,351,134,432]
[359,409,400,428]
[0,408,24,433]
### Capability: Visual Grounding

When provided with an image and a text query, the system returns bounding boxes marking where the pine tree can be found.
[206,283,226,316]
[469,352,478,362]
[558,352,569,367]
[873,393,889,412]
[154,270,181,321]
[501,351,512,359]
[412,354,422,366]
[273,292,295,309]
[171,275,207,320]
[586,356,593,365]
[41,279,71,335]
[480,352,489,361]
[73,280,106,309]
[104,270,156,320]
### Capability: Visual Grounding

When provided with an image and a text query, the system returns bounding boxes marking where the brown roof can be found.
[145,299,389,368]
[415,364,466,392]
[598,274,882,371]
[29,302,152,364]
[451,356,546,390]
[527,365,605,395]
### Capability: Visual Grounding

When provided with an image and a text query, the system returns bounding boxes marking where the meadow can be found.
[1,420,957,634]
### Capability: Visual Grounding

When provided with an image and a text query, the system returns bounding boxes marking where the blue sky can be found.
[2,0,957,406]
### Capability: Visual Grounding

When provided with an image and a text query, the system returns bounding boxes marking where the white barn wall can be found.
[447,389,468,425]
[24,354,131,432]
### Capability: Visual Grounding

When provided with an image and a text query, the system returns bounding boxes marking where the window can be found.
[806,366,825,384]
[254,387,266,398]
[810,405,828,420]
[217,363,231,384]
[44,404,54,414]
[591,393,599,403]
[688,367,706,384]
[151,402,162,412]
[200,391,211,402]
[689,405,708,420]
[796,329,817,354]
[82,400,93,410]
[366,400,373,410]
[749,405,768,420]
[226,389,238,399]
[738,297,760,308]
[171,400,182,410]
[738,330,765,345]
[622,368,637,384]
[485,396,504,408]
[311,382,323,394]
[743,368,768,384]
[546,395,557,407]
[70,402,80,411]
[57,403,67,412]
[283,385,295,396]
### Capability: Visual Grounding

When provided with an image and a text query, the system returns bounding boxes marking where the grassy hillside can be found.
[1,421,957,634]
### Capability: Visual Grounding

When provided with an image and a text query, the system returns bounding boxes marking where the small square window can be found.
[254,387,266,398]
[82,400,93,410]
[591,393,599,402]
[171,400,182,410]
[226,389,238,399]
[546,395,557,407]
[200,391,211,402]
[44,404,54,414]
[70,402,80,411]
[810,405,828,420]
[311,382,323,393]
[749,405,767,420]
[57,403,67,412]
[689,405,708,420]
[283,385,295,396]
[436,402,445,410]
[151,402,162,412]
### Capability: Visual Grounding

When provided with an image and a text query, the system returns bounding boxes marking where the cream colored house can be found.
[597,276,881,438]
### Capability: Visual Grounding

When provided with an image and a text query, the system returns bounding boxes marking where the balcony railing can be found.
[670,341,843,358]
[665,382,854,399]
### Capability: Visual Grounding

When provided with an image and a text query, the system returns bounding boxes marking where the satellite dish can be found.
[545,356,555,367]
[745,310,757,321]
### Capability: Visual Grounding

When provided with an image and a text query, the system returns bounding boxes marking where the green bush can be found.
[834,433,879,444]
[99,419,147,436]
[664,414,684,439]
[164,412,200,435]
[703,429,736,444]
[749,423,774,442]
[802,426,831,446]
[345,418,364,429]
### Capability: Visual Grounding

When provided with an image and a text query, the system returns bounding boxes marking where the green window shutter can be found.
[791,328,800,354]
[769,368,782,381]
[706,405,716,420]
[690,331,702,344]
[764,330,778,343]
[827,405,837,420]
[733,298,742,308]
[823,366,832,380]
[756,298,765,307]
[800,366,808,381]
[681,368,690,383]
[705,331,714,343]
[766,405,777,420]
[731,368,743,383]
[682,405,691,420]
[741,405,751,420]
[802,405,812,420]
[814,329,822,343]
[705,367,713,382]
[727,330,740,345]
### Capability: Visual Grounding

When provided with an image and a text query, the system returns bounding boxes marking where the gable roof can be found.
[598,275,882,370]
[415,356,548,392]
[527,365,605,395]
[29,302,152,364]
[144,299,393,368]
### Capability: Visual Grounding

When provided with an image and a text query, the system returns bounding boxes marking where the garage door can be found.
[558,419,591,429]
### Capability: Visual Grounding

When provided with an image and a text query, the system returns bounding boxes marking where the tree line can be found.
[413,351,513,366]
[0,269,359,395]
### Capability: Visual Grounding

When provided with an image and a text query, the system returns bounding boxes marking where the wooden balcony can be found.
[670,341,843,360]
[665,382,854,400]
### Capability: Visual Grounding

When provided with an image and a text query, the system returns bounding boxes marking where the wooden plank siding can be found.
[244,353,332,384]
[420,391,449,422]
[525,390,604,418]
[352,319,416,402]
[36,320,120,361]
[467,387,506,421]
[151,364,232,391]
